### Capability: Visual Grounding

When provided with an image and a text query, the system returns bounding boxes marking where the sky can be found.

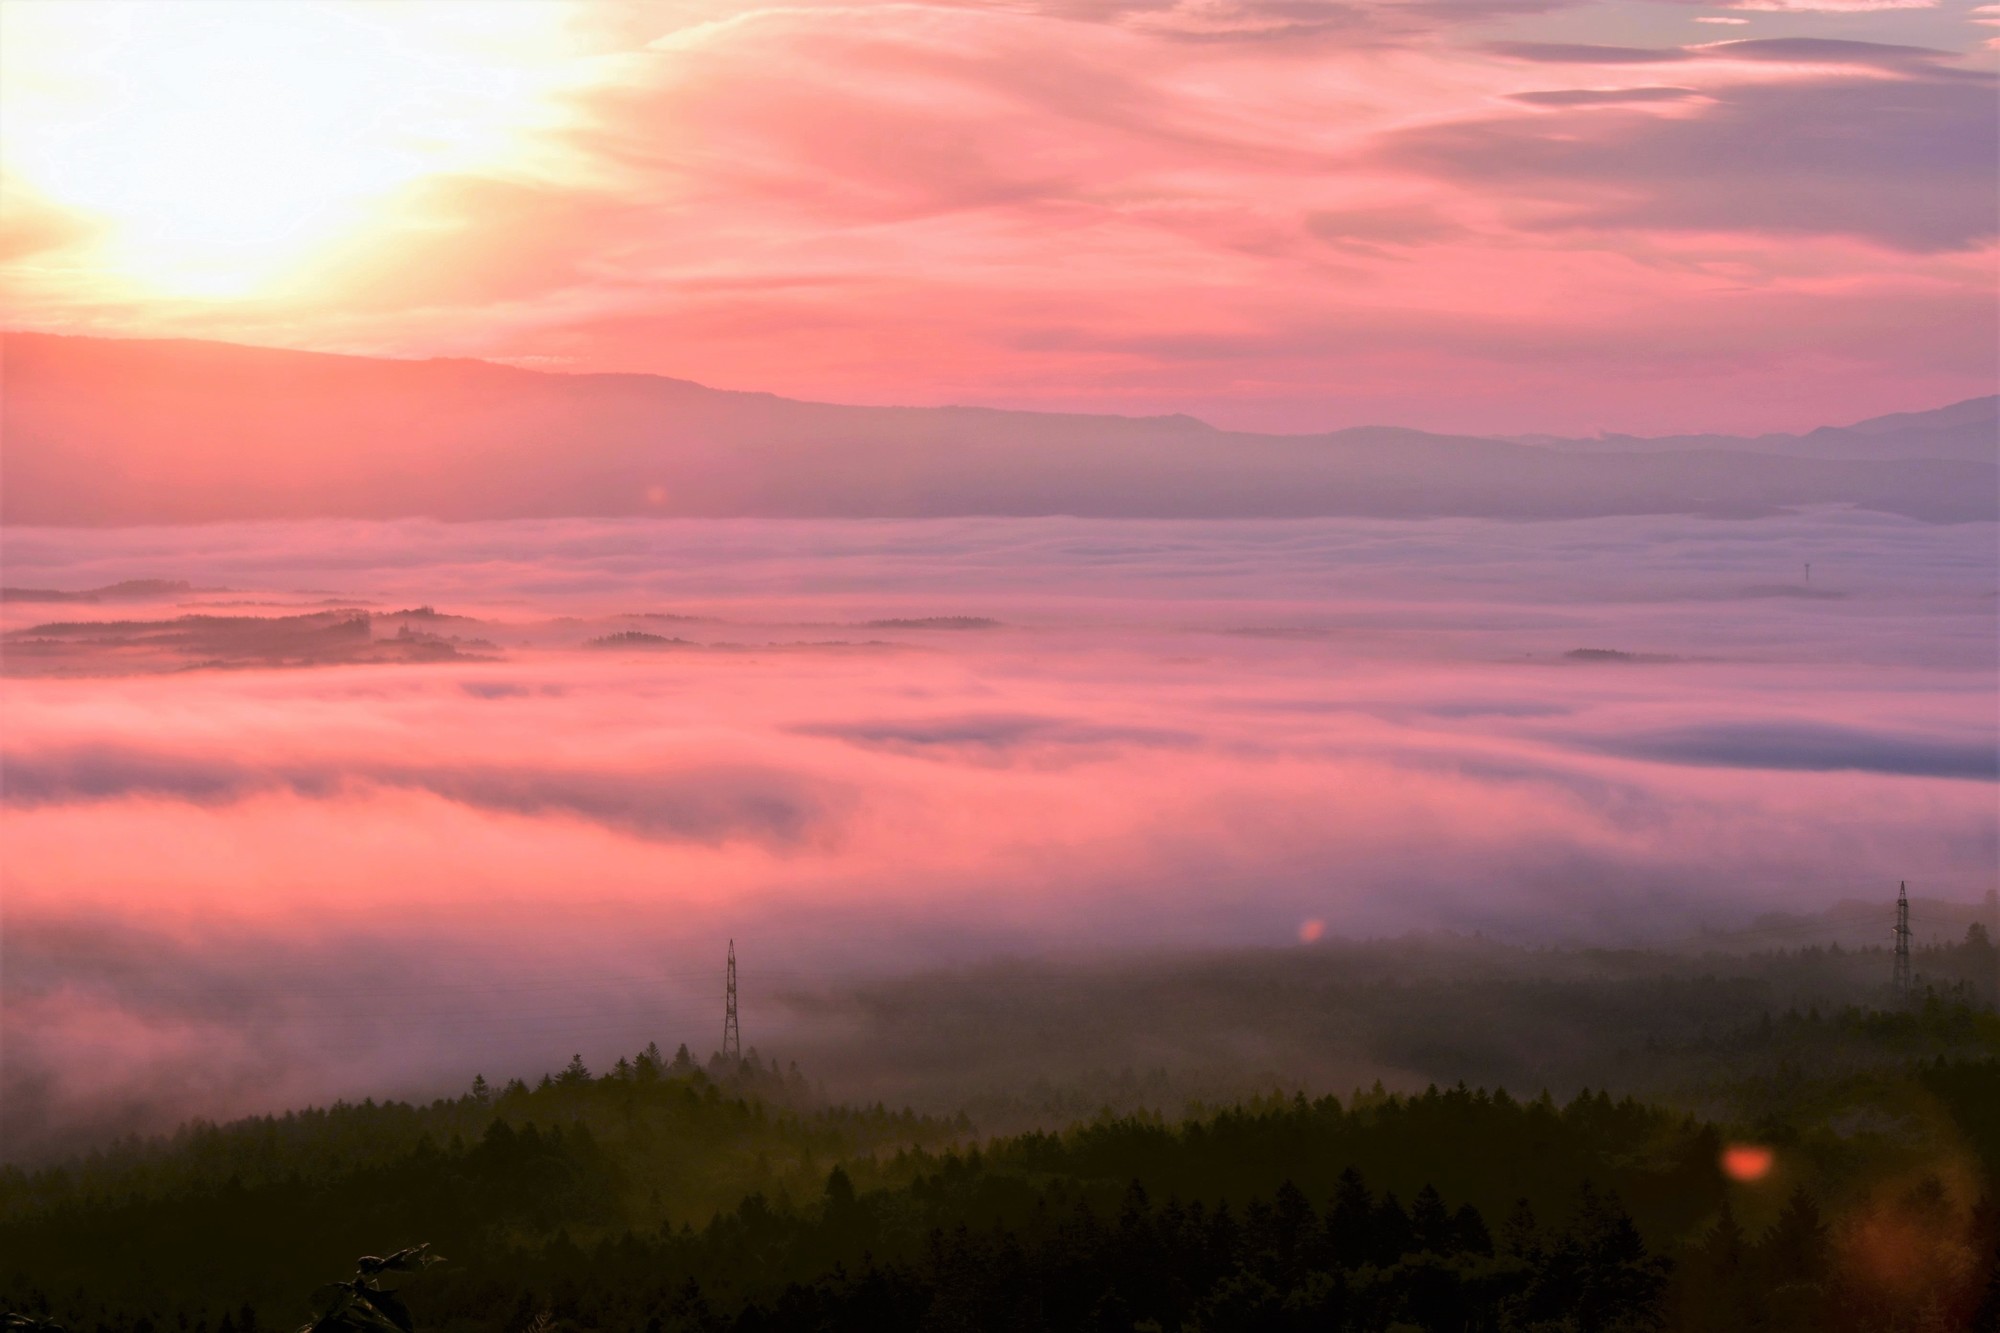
[3,510,1994,1154]
[1,0,1995,434]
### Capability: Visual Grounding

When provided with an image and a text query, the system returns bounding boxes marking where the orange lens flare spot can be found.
[1298,918,1325,943]
[1722,1144,1774,1182]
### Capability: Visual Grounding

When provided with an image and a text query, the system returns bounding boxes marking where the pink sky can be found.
[1,0,1994,434]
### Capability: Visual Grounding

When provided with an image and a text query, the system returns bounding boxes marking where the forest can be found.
[5,937,1997,1333]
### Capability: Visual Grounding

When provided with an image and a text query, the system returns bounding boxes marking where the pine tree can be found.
[1371,1191,1414,1265]
[1326,1167,1373,1268]
[1501,1198,1540,1261]
[1701,1196,1746,1279]
[1760,1187,1828,1283]
[1410,1184,1452,1254]
[1452,1202,1493,1257]
[825,1166,856,1213]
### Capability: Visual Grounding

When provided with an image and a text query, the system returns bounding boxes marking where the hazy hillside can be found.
[4,960,1996,1333]
[3,333,1993,524]
[1520,396,1997,463]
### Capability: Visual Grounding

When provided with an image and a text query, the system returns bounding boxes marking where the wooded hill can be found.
[4,1027,1996,1333]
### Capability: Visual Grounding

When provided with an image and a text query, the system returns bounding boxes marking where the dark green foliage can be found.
[4,1010,1994,1333]
[0,1070,1738,1333]
[0,1050,958,1331]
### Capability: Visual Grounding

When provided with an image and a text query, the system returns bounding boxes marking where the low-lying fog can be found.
[3,510,1994,1158]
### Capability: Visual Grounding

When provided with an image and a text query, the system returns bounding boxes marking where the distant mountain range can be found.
[1512,395,1995,464]
[3,332,1992,524]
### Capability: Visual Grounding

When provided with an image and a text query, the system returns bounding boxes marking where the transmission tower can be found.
[1891,882,1912,1000]
[722,939,741,1062]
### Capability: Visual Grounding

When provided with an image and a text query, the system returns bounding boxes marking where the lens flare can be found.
[1722,1143,1774,1182]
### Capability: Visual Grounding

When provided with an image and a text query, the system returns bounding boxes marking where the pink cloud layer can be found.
[2,512,1993,1153]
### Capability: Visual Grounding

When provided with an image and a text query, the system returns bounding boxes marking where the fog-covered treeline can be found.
[4,967,1996,1333]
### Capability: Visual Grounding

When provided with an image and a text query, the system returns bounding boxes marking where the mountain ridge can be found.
[1511,394,1995,463]
[4,331,1992,524]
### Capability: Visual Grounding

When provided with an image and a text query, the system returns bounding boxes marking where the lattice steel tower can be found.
[1891,882,1912,999]
[723,939,741,1062]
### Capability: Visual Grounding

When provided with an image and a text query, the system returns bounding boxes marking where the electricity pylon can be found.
[1892,882,1912,1000]
[723,939,741,1062]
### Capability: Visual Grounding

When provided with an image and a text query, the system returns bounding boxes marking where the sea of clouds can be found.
[2,510,1993,1157]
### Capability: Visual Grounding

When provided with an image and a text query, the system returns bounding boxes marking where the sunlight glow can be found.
[0,0,590,299]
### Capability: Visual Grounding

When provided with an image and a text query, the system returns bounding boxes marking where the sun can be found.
[0,0,591,301]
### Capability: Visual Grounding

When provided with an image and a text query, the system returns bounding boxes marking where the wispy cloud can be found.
[2,744,848,847]
[792,712,1200,763]
[1578,721,1998,780]
[1385,75,1997,252]
[1506,86,1703,105]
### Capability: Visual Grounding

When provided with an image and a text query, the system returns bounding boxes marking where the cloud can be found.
[1485,36,1971,68]
[792,712,1200,762]
[1386,75,1999,251]
[1696,36,1974,67]
[1485,41,1690,63]
[0,178,104,263]
[961,0,1584,40]
[0,745,846,847]
[0,913,729,1160]
[3,745,306,806]
[1418,700,1576,719]
[1305,205,1465,248]
[4,509,1996,1161]
[1506,87,1703,106]
[1583,721,1999,780]
[1078,0,1382,40]
[459,680,568,699]
[1728,0,1935,10]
